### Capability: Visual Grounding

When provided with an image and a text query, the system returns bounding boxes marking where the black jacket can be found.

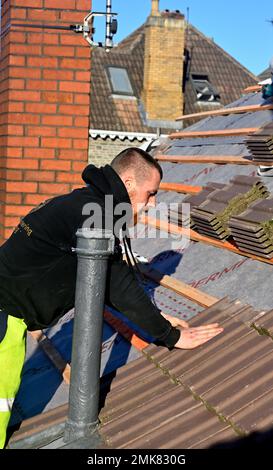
[0,164,180,348]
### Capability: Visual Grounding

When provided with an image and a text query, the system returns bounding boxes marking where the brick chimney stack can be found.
[142,1,185,128]
[0,0,92,243]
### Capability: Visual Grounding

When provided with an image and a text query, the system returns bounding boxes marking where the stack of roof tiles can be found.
[169,176,269,241]
[229,196,273,258]
[98,297,273,448]
[245,122,273,163]
[168,182,225,228]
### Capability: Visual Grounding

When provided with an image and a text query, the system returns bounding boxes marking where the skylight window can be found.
[191,74,220,102]
[107,67,134,95]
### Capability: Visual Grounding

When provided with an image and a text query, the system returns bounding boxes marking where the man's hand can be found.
[161,312,189,329]
[174,323,223,350]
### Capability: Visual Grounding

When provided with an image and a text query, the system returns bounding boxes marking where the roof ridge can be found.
[187,23,259,82]
[117,23,145,51]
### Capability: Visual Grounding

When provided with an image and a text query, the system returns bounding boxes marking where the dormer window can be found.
[191,74,220,102]
[107,67,134,96]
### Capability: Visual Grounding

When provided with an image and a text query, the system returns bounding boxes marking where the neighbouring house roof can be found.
[259,67,272,82]
[89,21,258,134]
[183,25,258,117]
[90,25,149,134]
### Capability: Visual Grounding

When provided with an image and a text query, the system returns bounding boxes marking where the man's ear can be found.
[123,176,136,194]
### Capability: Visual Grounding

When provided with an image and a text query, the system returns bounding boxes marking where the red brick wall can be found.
[0,0,92,242]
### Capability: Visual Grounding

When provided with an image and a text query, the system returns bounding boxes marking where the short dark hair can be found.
[111,147,163,181]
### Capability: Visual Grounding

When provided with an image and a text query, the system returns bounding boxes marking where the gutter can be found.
[89,129,167,141]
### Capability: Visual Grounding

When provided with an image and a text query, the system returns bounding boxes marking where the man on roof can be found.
[0,147,223,448]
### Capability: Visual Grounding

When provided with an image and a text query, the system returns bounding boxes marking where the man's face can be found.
[122,167,161,224]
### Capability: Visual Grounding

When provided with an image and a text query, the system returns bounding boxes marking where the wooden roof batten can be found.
[243,84,263,93]
[169,127,259,140]
[159,182,203,194]
[155,155,269,165]
[142,215,273,267]
[175,103,273,122]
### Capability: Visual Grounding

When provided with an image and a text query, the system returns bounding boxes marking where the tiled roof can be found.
[10,297,273,449]
[183,25,258,120]
[99,298,273,449]
[90,22,258,133]
[89,26,153,134]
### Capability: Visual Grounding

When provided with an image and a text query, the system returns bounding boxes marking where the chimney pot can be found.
[151,0,160,16]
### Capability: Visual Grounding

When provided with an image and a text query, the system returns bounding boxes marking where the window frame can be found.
[191,73,221,103]
[106,66,135,96]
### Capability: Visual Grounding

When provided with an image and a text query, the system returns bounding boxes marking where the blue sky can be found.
[92,0,273,76]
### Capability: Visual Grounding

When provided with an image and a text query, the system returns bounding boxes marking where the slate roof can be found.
[90,19,258,133]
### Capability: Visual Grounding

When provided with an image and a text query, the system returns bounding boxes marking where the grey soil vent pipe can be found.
[63,228,115,444]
